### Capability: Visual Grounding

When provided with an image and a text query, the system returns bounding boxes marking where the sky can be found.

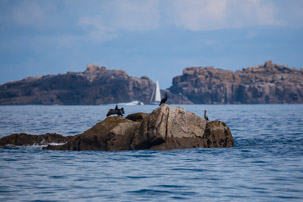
[0,0,303,89]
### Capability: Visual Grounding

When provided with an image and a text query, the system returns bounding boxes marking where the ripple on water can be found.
[1,105,303,201]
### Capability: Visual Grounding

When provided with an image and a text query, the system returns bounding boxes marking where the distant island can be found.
[0,61,302,104]
[169,60,303,104]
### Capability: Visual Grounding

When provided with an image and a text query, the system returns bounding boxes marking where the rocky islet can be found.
[169,60,303,104]
[0,105,234,151]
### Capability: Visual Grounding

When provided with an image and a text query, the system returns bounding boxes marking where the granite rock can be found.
[131,104,206,149]
[0,64,155,105]
[169,61,303,104]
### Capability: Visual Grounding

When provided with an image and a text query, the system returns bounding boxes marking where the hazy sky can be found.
[1,0,303,88]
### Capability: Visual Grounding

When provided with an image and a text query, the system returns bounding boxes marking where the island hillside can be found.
[0,61,302,104]
[0,64,153,105]
[169,60,303,104]
[0,64,190,105]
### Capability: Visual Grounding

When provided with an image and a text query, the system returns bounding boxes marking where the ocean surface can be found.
[0,104,303,201]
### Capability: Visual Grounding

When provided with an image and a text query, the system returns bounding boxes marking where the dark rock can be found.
[0,133,69,147]
[125,112,148,122]
[45,116,139,151]
[203,121,234,148]
[0,105,234,151]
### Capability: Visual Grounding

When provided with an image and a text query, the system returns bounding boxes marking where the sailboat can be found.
[150,80,161,105]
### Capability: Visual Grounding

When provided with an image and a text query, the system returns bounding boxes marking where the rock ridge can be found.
[169,60,303,104]
[1,60,298,104]
[0,64,155,105]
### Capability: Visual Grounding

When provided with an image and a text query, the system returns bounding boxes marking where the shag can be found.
[106,105,125,117]
[159,92,168,106]
[204,110,209,122]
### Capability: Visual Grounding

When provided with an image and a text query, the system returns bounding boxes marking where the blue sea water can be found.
[0,104,303,201]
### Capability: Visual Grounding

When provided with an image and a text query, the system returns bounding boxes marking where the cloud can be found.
[77,0,288,41]
[168,0,227,31]
[0,1,50,28]
[78,15,117,42]
[1,0,301,46]
[107,0,160,31]
[78,0,160,42]
[168,0,283,31]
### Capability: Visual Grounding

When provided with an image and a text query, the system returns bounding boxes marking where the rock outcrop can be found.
[131,105,207,150]
[0,105,234,151]
[0,133,69,147]
[169,61,303,104]
[0,64,155,105]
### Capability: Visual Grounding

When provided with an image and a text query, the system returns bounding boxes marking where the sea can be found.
[0,104,303,201]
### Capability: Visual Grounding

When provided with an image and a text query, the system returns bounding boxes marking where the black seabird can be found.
[159,92,168,106]
[106,105,124,117]
[204,110,209,122]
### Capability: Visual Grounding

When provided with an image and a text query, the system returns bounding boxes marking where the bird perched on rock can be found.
[204,110,209,122]
[106,105,124,117]
[159,92,168,106]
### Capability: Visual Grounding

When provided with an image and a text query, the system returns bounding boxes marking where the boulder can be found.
[203,121,234,148]
[0,105,234,151]
[131,105,207,150]
[132,106,233,150]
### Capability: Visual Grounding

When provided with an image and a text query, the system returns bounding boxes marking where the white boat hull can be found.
[118,101,144,106]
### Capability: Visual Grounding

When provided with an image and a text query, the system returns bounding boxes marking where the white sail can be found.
[150,80,161,104]
[155,80,161,102]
